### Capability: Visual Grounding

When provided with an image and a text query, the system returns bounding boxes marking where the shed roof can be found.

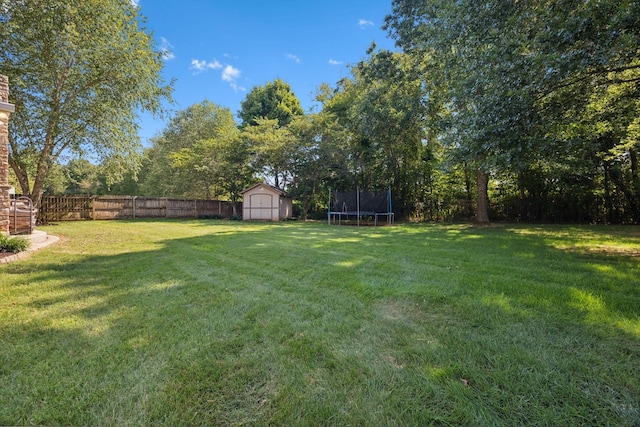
[241,182,290,197]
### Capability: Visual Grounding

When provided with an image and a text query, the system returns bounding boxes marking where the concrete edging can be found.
[0,234,60,264]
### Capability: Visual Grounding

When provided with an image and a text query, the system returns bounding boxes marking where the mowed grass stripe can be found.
[1,220,638,425]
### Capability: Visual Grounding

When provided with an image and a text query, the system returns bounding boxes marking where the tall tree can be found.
[238,79,304,128]
[287,112,354,219]
[238,79,304,189]
[385,0,640,223]
[241,118,296,189]
[346,48,432,215]
[62,158,101,194]
[143,101,242,199]
[384,0,537,223]
[316,50,439,218]
[214,135,256,215]
[170,107,255,210]
[0,0,172,208]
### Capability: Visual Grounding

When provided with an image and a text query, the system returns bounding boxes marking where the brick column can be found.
[0,75,14,235]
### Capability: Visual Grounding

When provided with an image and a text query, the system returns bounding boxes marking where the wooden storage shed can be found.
[241,183,292,221]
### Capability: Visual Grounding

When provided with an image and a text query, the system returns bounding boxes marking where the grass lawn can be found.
[1,220,639,426]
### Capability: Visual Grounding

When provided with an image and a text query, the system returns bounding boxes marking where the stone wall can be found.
[0,75,12,234]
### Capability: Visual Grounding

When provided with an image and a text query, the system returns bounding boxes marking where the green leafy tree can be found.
[346,49,433,215]
[384,0,640,223]
[238,79,305,190]
[286,112,354,219]
[241,118,297,189]
[214,135,257,215]
[549,72,640,222]
[384,1,538,222]
[40,161,67,195]
[96,164,141,195]
[315,49,439,218]
[0,0,172,208]
[315,79,362,188]
[62,158,101,194]
[170,118,254,209]
[142,101,236,198]
[238,79,304,128]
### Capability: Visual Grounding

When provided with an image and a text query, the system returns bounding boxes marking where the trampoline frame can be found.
[327,186,394,226]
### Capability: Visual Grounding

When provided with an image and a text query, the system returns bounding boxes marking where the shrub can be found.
[229,214,242,221]
[0,234,29,253]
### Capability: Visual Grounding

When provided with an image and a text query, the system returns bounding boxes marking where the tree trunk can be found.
[476,170,490,224]
[631,148,640,221]
[30,141,56,210]
[609,162,640,223]
[8,154,30,196]
[631,148,638,182]
[30,161,50,211]
[28,117,60,210]
[464,164,474,217]
[518,171,527,221]
[603,163,614,223]
[230,200,238,216]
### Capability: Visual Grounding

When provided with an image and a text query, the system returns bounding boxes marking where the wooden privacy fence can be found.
[39,195,239,223]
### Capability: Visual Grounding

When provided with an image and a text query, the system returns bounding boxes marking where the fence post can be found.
[91,196,95,220]
[133,196,137,219]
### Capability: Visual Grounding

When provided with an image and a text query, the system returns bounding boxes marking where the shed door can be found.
[251,194,273,219]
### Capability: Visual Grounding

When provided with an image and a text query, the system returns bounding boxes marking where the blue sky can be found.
[134,0,397,145]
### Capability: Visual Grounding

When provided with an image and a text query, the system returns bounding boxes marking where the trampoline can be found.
[328,187,394,226]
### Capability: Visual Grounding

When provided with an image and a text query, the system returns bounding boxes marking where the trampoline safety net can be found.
[328,188,394,226]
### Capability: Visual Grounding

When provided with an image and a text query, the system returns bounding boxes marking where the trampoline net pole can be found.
[328,188,330,225]
[357,185,360,227]
[389,187,392,224]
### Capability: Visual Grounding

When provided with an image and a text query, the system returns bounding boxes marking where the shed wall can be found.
[242,185,292,221]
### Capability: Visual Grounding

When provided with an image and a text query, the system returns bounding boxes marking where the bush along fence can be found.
[38,195,240,223]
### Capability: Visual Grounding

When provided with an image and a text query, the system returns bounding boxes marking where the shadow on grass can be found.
[1,221,638,425]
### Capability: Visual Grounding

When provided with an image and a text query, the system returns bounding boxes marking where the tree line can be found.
[2,0,639,223]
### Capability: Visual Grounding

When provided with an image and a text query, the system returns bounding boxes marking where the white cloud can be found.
[190,59,243,91]
[159,37,175,61]
[222,65,240,82]
[229,83,247,93]
[190,59,223,73]
[223,66,245,91]
[286,54,301,64]
[190,59,206,71]
[130,0,140,7]
[358,19,374,29]
[328,59,343,65]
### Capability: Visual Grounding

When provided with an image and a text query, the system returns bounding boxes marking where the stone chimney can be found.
[0,75,15,235]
